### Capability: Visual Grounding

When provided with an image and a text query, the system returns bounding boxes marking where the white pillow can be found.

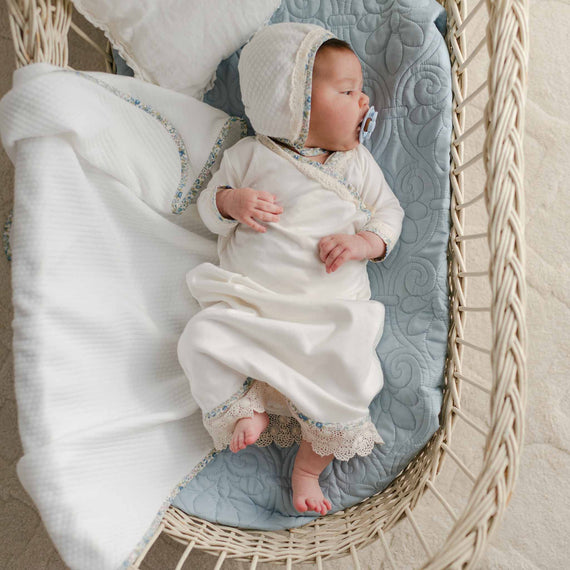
[71,0,281,99]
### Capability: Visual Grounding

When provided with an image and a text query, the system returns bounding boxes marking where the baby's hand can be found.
[218,187,283,233]
[318,234,370,273]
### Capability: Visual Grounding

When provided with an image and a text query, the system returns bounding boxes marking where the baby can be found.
[177,23,405,517]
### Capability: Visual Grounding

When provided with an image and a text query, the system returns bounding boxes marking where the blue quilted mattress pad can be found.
[113,0,452,530]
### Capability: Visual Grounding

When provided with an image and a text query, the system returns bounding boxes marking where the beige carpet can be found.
[0,1,567,568]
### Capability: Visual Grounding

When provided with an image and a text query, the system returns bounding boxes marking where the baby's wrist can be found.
[216,186,235,219]
[356,231,386,261]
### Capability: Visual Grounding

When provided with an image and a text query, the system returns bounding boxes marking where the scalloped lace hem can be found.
[296,415,384,461]
[202,379,384,461]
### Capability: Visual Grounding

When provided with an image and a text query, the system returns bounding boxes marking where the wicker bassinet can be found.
[4,0,529,568]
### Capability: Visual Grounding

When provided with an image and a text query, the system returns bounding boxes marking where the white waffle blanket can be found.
[0,63,242,570]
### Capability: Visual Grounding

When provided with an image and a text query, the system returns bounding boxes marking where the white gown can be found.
[177,134,404,460]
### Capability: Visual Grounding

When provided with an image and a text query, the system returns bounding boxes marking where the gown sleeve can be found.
[196,145,243,237]
[357,146,405,263]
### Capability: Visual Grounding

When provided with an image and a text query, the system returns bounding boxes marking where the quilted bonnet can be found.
[237,22,336,153]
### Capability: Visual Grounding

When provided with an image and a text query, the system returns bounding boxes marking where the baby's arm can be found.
[355,230,386,261]
[318,148,404,273]
[197,154,241,237]
[357,148,405,263]
[197,143,281,236]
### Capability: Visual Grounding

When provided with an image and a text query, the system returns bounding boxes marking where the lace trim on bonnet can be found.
[271,28,334,154]
[202,378,384,461]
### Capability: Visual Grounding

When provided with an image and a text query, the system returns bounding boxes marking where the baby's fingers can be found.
[257,190,279,205]
[318,237,336,263]
[254,207,281,222]
[326,246,349,273]
[244,215,267,233]
[244,206,281,233]
[263,201,284,214]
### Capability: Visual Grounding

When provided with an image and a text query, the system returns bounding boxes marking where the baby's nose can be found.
[360,92,370,108]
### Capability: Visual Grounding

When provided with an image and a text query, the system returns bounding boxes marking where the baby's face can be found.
[306,48,370,152]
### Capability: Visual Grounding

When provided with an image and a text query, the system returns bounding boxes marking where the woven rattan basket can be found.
[5,0,529,568]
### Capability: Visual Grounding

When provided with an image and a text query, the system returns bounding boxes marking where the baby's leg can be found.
[292,439,333,515]
[230,411,270,453]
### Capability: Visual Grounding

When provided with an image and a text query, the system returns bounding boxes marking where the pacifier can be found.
[359,106,378,144]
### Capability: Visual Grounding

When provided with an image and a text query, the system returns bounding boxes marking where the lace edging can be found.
[202,378,302,450]
[289,28,335,147]
[202,379,266,450]
[203,379,384,461]
[297,417,384,461]
[256,135,356,202]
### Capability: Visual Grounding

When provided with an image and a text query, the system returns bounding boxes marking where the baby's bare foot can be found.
[291,464,332,516]
[229,411,270,453]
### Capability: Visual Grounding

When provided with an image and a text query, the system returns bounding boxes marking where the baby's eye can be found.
[343,91,352,95]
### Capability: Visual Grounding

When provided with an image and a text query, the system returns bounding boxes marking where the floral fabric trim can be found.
[202,378,384,461]
[203,377,256,420]
[210,185,239,226]
[64,70,194,211]
[202,377,302,450]
[62,70,248,217]
[258,135,375,226]
[120,444,221,569]
[171,116,248,214]
[287,399,384,460]
[272,141,330,157]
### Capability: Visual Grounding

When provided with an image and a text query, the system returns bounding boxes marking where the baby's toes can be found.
[306,498,318,512]
[324,499,332,511]
[230,431,242,453]
[293,497,308,512]
[244,428,257,446]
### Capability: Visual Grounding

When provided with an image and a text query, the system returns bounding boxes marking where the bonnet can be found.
[238,22,336,156]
